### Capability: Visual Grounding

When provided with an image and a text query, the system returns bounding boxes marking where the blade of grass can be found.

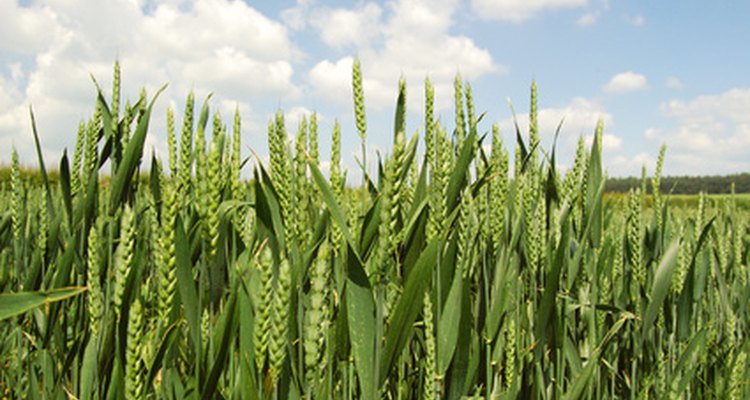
[59,150,73,228]
[308,157,362,262]
[0,286,86,321]
[79,335,99,400]
[670,328,707,395]
[175,214,201,356]
[346,243,376,400]
[109,84,167,212]
[677,217,715,341]
[642,239,680,339]
[28,106,56,219]
[379,240,439,385]
[201,288,238,400]
[563,312,631,400]
[437,262,463,376]
[446,130,477,211]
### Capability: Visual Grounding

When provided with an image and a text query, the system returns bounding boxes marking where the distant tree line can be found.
[2,165,749,194]
[0,165,60,187]
[606,173,750,194]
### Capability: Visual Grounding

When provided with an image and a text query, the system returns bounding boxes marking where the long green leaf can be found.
[677,217,715,341]
[484,249,515,343]
[642,239,680,338]
[670,329,707,396]
[507,100,527,169]
[586,120,604,248]
[93,79,114,147]
[566,179,604,290]
[393,78,406,142]
[308,157,357,258]
[253,165,285,252]
[445,130,477,211]
[345,244,376,400]
[563,312,631,400]
[28,106,56,220]
[175,215,201,356]
[79,335,99,400]
[109,84,167,212]
[0,287,86,321]
[202,288,238,400]
[379,240,439,385]
[447,278,473,398]
[535,209,569,361]
[59,150,73,228]
[437,263,463,375]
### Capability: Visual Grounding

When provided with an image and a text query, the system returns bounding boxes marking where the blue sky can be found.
[1,0,749,178]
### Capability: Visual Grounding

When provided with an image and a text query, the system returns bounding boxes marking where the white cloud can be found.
[281,0,314,30]
[0,75,22,111]
[644,127,661,140]
[0,0,301,165]
[386,0,457,37]
[180,47,298,101]
[582,131,622,153]
[606,152,653,177]
[311,3,383,49]
[0,0,66,54]
[0,75,30,159]
[471,0,588,22]
[495,96,617,169]
[308,57,354,106]
[661,88,750,125]
[586,132,622,152]
[665,76,685,90]
[627,14,645,26]
[649,88,750,175]
[8,63,24,83]
[285,106,316,131]
[577,11,599,26]
[498,96,613,138]
[142,0,294,63]
[602,71,648,93]
[308,0,498,112]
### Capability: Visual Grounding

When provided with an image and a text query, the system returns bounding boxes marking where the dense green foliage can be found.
[0,165,61,188]
[6,159,749,196]
[606,173,750,195]
[1,63,748,399]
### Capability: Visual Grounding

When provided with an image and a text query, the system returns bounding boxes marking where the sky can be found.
[1,0,749,179]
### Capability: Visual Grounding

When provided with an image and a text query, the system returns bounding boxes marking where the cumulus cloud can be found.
[0,0,301,165]
[497,97,613,138]
[180,47,298,100]
[495,96,618,170]
[665,76,685,90]
[606,152,654,177]
[602,71,648,93]
[577,11,599,26]
[308,57,354,106]
[0,0,67,54]
[647,88,750,175]
[627,15,645,26]
[141,0,294,63]
[0,75,30,159]
[310,3,383,49]
[661,88,750,127]
[587,132,623,152]
[285,106,317,131]
[307,0,498,112]
[0,75,22,111]
[471,0,588,23]
[281,0,314,30]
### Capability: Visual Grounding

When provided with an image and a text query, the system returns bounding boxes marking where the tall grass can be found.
[0,61,748,399]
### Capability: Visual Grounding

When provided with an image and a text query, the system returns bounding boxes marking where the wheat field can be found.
[0,61,748,399]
